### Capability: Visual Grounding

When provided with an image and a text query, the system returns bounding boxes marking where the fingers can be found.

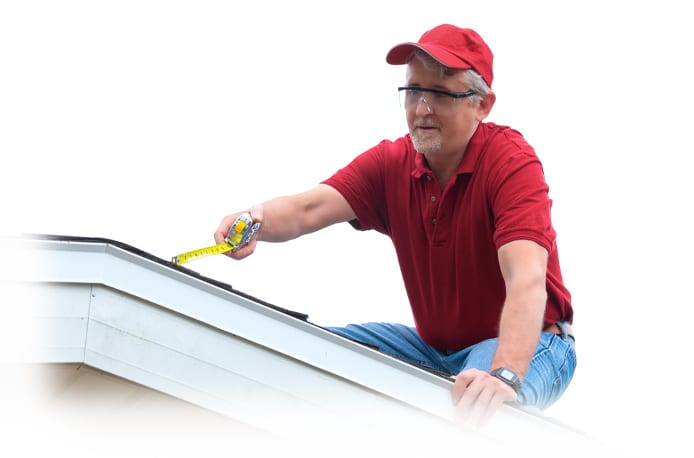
[452,370,486,427]
[451,369,518,429]
[214,213,239,245]
[450,370,477,408]
[214,207,264,259]
[227,239,257,260]
[464,387,506,428]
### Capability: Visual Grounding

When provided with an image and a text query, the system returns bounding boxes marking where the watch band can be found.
[490,367,522,394]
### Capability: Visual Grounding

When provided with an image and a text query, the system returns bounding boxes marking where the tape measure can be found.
[171,212,261,266]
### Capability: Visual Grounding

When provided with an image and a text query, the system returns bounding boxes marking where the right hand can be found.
[214,206,263,260]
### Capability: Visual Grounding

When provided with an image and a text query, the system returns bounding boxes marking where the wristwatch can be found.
[490,367,522,394]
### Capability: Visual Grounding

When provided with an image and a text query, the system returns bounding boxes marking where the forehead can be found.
[405,57,462,87]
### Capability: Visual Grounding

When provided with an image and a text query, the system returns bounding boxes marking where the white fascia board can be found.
[5,236,456,414]
[0,235,599,450]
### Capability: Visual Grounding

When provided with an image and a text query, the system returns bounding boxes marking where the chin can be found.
[412,137,443,156]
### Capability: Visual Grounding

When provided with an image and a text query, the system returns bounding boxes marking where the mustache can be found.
[413,119,441,129]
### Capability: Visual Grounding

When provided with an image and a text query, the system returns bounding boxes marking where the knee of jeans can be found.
[518,336,577,409]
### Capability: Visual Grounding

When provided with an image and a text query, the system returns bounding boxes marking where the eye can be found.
[405,89,422,101]
[430,91,448,101]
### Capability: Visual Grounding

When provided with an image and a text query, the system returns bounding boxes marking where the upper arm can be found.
[497,239,548,292]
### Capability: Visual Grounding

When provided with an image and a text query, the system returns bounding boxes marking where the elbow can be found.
[505,271,548,310]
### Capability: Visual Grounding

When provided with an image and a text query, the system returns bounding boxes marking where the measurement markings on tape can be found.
[171,212,261,266]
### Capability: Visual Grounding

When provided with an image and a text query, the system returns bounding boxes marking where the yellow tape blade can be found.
[172,242,235,266]
[171,212,259,266]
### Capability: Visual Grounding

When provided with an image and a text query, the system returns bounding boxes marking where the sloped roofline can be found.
[1,234,598,451]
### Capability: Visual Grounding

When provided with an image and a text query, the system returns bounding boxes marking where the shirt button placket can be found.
[431,196,437,225]
[424,174,439,229]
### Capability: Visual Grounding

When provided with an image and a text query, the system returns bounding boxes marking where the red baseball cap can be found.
[386,24,494,88]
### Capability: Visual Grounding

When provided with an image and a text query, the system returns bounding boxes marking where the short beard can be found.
[411,131,443,156]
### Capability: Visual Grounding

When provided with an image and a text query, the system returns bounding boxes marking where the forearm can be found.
[492,239,550,381]
[491,283,546,381]
[254,195,308,243]
[255,184,355,243]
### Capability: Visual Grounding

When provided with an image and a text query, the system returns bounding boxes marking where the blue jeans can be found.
[326,321,576,410]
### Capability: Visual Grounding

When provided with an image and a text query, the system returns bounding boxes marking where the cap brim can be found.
[386,42,473,71]
[385,42,420,65]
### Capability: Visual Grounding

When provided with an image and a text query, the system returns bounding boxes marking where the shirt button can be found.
[431,196,436,202]
[426,175,432,181]
[432,218,437,225]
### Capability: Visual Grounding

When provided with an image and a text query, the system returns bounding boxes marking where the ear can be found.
[476,91,496,121]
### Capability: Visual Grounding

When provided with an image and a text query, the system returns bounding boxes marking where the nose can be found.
[414,96,433,115]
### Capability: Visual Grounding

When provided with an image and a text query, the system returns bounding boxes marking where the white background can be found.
[2,0,693,453]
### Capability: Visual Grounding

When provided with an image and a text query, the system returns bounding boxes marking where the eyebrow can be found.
[404,82,458,92]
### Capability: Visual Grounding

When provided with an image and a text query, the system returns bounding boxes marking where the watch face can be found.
[491,368,521,393]
[499,369,514,381]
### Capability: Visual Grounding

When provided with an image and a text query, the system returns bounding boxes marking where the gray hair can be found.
[408,49,490,105]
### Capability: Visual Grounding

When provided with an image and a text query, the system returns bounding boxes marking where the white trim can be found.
[1,235,600,450]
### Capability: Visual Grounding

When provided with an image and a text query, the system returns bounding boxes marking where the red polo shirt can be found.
[322,122,572,350]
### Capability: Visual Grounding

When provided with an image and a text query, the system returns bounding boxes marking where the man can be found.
[215,24,575,423]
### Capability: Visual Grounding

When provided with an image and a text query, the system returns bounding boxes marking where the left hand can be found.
[451,368,518,428]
